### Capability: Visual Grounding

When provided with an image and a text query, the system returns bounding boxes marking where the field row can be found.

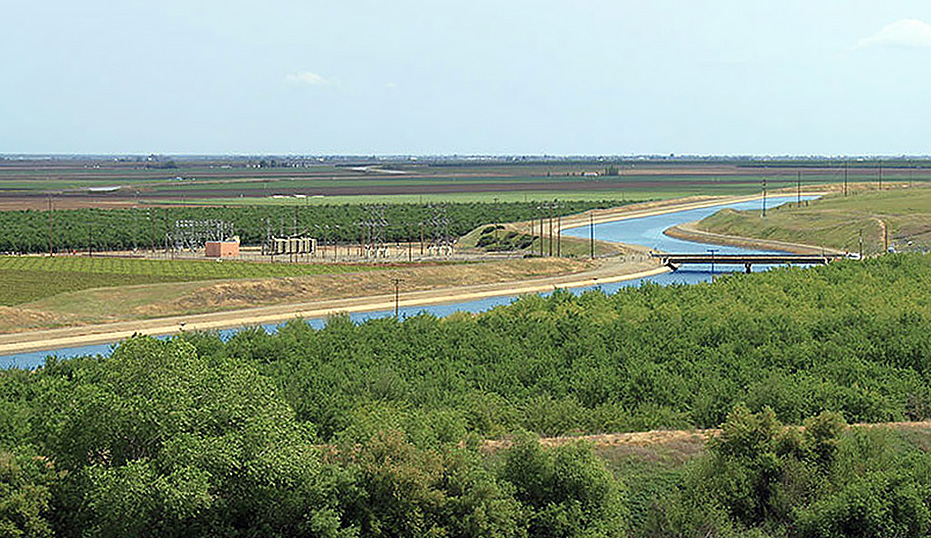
[0,256,383,306]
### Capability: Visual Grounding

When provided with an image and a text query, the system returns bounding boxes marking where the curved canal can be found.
[1,196,812,369]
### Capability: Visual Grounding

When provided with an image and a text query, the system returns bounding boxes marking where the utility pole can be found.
[391,278,404,320]
[761,178,767,218]
[292,206,299,263]
[358,222,364,257]
[589,212,595,259]
[149,209,155,254]
[708,248,718,282]
[540,209,545,256]
[540,200,559,256]
[879,162,883,191]
[132,191,139,253]
[858,228,863,259]
[529,218,534,253]
[556,200,562,257]
[797,171,801,205]
[493,196,499,245]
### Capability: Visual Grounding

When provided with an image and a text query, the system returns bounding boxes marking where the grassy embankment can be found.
[696,185,931,255]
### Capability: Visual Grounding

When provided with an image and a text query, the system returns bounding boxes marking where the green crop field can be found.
[0,256,383,306]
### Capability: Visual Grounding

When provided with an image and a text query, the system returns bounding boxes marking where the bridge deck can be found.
[651,253,851,272]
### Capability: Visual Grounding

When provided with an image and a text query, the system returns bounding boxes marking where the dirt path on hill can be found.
[481,419,931,454]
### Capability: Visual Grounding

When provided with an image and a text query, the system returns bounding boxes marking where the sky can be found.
[2,0,931,156]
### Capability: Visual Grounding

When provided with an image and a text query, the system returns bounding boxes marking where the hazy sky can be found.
[3,1,931,155]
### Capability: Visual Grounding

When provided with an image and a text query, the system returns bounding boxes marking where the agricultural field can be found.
[2,156,926,210]
[696,184,931,255]
[0,255,384,306]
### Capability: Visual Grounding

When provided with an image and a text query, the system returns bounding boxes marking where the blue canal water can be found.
[0,196,815,369]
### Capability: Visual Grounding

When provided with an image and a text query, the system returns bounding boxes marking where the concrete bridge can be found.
[652,253,853,273]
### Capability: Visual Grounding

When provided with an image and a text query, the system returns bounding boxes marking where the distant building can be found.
[205,237,240,258]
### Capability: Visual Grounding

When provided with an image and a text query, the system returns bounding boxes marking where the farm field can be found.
[0,255,385,306]
[696,184,931,255]
[2,156,926,210]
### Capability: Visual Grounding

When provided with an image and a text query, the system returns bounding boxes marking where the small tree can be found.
[500,434,628,538]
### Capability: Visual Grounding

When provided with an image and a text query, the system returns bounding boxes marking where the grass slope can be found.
[697,186,931,254]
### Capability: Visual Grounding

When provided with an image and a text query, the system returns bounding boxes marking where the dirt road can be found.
[480,419,931,453]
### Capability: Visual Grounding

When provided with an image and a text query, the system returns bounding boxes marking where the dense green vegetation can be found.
[232,253,931,438]
[0,201,616,254]
[0,337,630,537]
[0,256,383,306]
[2,254,931,535]
[644,407,931,537]
[474,225,537,251]
[698,186,931,255]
